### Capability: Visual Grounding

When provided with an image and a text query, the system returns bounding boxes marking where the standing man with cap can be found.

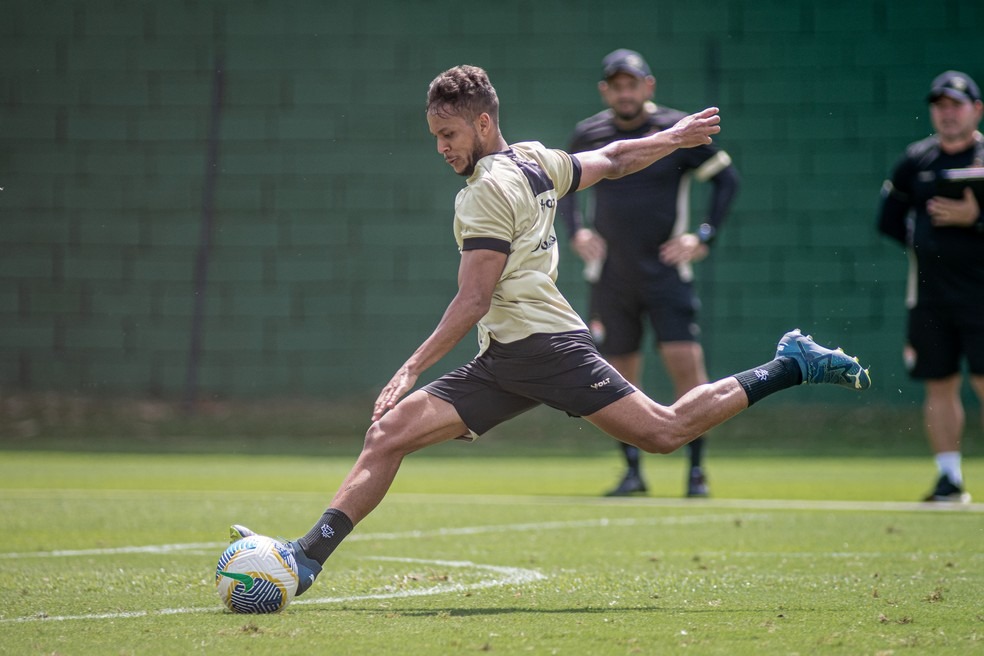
[558,49,740,497]
[878,70,984,503]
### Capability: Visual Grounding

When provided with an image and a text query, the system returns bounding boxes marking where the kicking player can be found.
[234,65,870,596]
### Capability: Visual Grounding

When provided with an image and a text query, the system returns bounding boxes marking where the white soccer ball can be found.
[215,535,299,613]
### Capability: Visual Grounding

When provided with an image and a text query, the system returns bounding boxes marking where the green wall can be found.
[2,0,981,406]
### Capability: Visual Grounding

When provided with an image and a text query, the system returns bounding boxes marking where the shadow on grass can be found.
[306,605,788,617]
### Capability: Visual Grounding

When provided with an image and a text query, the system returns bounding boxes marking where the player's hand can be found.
[572,228,606,263]
[660,233,708,265]
[372,365,418,421]
[670,107,721,148]
[927,187,979,227]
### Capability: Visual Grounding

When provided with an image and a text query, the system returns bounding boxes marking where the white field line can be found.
[0,514,760,560]
[294,556,547,607]
[0,514,749,624]
[3,488,980,513]
[382,493,984,513]
[1,497,979,623]
[0,556,545,624]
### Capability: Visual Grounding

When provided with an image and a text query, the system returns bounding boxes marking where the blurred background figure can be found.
[877,70,984,504]
[558,49,740,497]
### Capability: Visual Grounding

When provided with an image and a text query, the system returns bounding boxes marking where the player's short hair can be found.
[426,65,499,124]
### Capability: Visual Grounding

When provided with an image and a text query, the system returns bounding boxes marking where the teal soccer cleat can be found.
[228,524,323,596]
[776,329,871,390]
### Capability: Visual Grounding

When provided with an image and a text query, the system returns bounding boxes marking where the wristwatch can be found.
[696,222,716,245]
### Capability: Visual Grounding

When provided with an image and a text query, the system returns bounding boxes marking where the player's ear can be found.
[477,112,492,136]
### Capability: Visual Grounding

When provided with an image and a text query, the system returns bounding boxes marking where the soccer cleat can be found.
[686,467,709,498]
[287,540,322,596]
[605,472,648,497]
[228,525,322,595]
[775,329,871,390]
[922,474,972,504]
[229,524,256,542]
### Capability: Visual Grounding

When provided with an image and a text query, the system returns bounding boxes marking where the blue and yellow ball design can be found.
[215,535,299,613]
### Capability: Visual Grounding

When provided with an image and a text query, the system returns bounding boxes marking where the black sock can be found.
[688,435,705,469]
[297,508,353,565]
[733,357,801,406]
[621,442,641,476]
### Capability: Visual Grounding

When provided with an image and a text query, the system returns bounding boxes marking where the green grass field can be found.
[1,442,982,656]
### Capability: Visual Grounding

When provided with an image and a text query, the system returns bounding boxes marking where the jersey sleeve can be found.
[877,155,915,244]
[536,146,578,198]
[455,177,516,245]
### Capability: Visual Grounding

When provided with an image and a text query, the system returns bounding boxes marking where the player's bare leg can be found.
[589,329,870,455]
[921,374,971,502]
[235,390,469,596]
[604,351,648,496]
[587,376,747,454]
[661,342,708,394]
[924,375,963,455]
[661,340,711,496]
[329,390,468,524]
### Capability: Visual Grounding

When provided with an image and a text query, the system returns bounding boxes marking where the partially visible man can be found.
[877,70,984,503]
[558,49,739,497]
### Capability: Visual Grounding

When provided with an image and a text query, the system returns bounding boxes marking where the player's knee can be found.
[620,428,676,454]
[640,413,690,454]
[636,408,685,454]
[362,421,403,458]
[639,435,678,455]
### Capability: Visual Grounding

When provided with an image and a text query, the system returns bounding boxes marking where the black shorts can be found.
[422,330,636,438]
[907,302,984,379]
[590,277,700,356]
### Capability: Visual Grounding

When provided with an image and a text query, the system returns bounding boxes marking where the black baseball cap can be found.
[927,70,981,104]
[601,49,652,80]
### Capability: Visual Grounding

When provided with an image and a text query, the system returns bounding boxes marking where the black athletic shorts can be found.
[590,276,700,356]
[907,301,984,379]
[422,330,637,439]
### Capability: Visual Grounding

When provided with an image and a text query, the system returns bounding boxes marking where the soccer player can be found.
[234,65,871,596]
[558,49,740,498]
[877,70,984,503]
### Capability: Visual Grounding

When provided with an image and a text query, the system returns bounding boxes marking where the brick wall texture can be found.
[2,0,982,404]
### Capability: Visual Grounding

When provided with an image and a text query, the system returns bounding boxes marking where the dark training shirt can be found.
[878,135,984,306]
[558,104,739,286]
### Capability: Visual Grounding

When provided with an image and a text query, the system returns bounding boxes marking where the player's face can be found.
[427,110,486,177]
[930,96,983,145]
[599,73,654,122]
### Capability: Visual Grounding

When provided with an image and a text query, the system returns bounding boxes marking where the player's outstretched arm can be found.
[574,107,721,190]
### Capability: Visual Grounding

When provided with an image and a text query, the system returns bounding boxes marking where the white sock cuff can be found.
[935,451,963,484]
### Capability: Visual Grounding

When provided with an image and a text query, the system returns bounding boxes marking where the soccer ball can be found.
[215,535,299,613]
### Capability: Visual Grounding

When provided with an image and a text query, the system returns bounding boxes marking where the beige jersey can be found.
[453,141,587,353]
